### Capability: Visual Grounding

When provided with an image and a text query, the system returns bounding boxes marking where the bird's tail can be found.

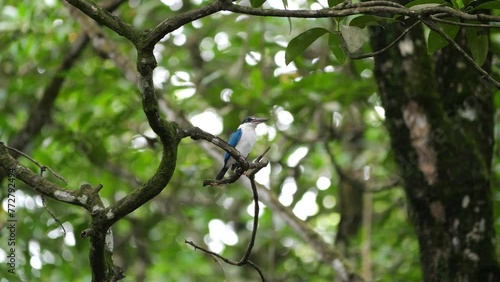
[215,166,229,180]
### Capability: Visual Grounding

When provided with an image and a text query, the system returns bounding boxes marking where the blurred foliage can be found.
[0,0,499,281]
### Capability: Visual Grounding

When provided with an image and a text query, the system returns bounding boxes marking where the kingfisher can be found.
[215,116,268,180]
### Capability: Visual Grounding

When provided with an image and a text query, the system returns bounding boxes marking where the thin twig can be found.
[247,260,266,281]
[39,163,67,235]
[203,168,245,186]
[430,16,500,28]
[422,19,500,88]
[41,196,67,235]
[238,176,260,264]
[186,176,265,281]
[220,1,500,22]
[6,145,67,184]
[41,166,68,185]
[4,145,69,235]
[255,146,271,162]
[348,21,420,59]
[209,255,226,278]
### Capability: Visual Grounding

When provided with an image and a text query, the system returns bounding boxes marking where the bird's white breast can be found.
[235,123,258,158]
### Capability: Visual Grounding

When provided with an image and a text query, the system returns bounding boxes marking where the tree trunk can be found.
[369,17,500,281]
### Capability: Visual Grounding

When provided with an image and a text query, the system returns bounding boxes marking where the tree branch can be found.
[5,145,67,184]
[185,176,265,281]
[160,103,363,281]
[101,130,179,228]
[218,1,500,23]
[348,20,420,59]
[430,16,500,28]
[142,1,223,50]
[1,0,127,185]
[45,1,500,281]
[95,47,180,230]
[0,142,124,281]
[64,2,137,82]
[422,19,500,88]
[0,142,85,207]
[64,0,143,44]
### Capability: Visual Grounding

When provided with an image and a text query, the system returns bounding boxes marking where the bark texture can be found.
[369,17,499,281]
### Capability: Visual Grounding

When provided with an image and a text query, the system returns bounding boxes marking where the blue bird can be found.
[216,116,268,180]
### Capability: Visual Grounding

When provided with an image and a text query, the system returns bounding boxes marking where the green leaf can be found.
[462,0,474,6]
[406,0,449,9]
[349,15,399,28]
[328,0,344,7]
[466,26,488,66]
[328,33,347,64]
[285,28,329,65]
[471,0,500,11]
[250,0,266,8]
[427,17,460,54]
[451,0,464,9]
[340,25,369,53]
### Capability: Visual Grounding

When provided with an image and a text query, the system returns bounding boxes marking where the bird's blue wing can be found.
[224,128,242,163]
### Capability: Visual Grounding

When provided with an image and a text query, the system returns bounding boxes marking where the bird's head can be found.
[241,116,269,126]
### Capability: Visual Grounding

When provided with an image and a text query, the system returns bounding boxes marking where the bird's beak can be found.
[252,117,269,124]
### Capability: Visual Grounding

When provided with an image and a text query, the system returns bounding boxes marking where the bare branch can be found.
[219,1,500,23]
[0,143,84,206]
[36,162,68,235]
[255,146,270,163]
[240,176,260,264]
[101,139,178,228]
[247,260,266,281]
[185,176,265,281]
[64,3,137,82]
[221,2,410,18]
[143,1,223,50]
[203,158,269,186]
[422,19,500,88]
[6,145,67,184]
[41,195,67,235]
[100,54,180,230]
[334,1,406,9]
[1,0,127,185]
[348,20,420,60]
[64,0,143,44]
[159,104,363,281]
[0,142,119,280]
[430,16,500,28]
